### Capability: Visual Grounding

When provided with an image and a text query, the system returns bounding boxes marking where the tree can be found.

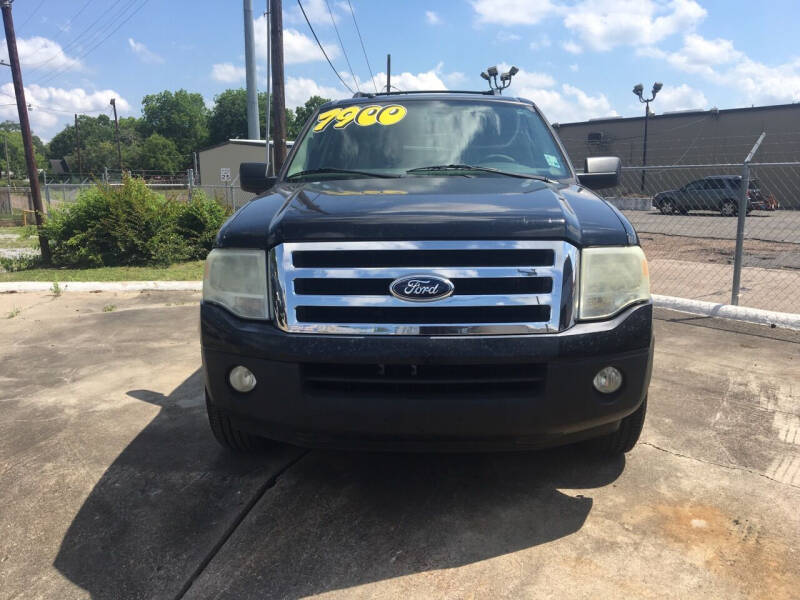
[137,133,182,173]
[287,95,330,139]
[140,89,208,160]
[47,114,141,175]
[1,122,46,180]
[208,88,272,145]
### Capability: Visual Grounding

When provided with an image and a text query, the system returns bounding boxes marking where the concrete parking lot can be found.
[622,209,800,244]
[1,291,798,599]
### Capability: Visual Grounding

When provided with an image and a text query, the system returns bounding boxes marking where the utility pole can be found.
[386,54,391,92]
[110,98,122,172]
[4,134,10,187]
[269,0,287,169]
[1,0,51,262]
[74,113,82,178]
[243,0,260,139]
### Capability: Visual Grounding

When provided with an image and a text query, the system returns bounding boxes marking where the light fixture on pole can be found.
[633,81,662,192]
[481,65,518,94]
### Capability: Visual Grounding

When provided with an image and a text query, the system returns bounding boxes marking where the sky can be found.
[1,0,799,141]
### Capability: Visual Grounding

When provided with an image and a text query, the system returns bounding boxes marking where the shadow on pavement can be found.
[184,441,625,597]
[52,369,302,600]
[53,370,625,599]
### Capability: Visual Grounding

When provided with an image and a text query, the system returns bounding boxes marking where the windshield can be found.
[286,99,572,180]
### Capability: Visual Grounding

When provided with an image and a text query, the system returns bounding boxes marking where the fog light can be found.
[593,366,623,394]
[229,365,257,393]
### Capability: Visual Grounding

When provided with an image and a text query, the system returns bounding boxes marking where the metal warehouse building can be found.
[554,102,800,208]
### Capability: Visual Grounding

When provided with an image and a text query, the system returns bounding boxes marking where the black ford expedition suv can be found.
[201,92,653,455]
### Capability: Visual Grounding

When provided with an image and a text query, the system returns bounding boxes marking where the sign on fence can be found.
[220,168,232,183]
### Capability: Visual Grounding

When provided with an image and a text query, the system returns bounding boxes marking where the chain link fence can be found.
[2,151,798,318]
[602,158,799,315]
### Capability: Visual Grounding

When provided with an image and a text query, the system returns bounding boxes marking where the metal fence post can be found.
[43,173,50,209]
[187,168,194,202]
[731,132,765,305]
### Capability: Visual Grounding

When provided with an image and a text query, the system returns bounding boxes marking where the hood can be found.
[218,176,630,248]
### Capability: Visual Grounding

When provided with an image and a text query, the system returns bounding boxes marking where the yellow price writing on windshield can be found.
[314,104,407,132]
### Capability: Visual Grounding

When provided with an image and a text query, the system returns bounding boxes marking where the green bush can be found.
[40,176,229,268]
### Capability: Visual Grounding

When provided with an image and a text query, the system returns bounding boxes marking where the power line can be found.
[25,0,128,75]
[51,0,95,42]
[18,0,46,29]
[324,0,358,92]
[35,0,151,88]
[297,0,354,94]
[346,0,377,94]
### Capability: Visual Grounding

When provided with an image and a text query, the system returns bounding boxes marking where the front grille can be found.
[270,241,578,335]
[301,362,547,396]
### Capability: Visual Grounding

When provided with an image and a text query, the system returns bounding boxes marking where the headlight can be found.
[579,246,649,320]
[203,249,269,319]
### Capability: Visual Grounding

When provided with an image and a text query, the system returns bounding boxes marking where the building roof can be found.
[198,138,295,153]
[555,101,800,127]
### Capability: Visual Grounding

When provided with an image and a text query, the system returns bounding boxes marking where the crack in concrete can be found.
[173,450,310,600]
[641,441,800,491]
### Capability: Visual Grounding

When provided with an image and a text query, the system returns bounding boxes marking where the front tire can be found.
[592,396,647,455]
[206,389,269,452]
[721,200,737,217]
[658,198,675,214]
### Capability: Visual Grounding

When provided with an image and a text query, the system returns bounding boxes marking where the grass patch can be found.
[7,306,20,318]
[0,226,37,249]
[0,260,204,282]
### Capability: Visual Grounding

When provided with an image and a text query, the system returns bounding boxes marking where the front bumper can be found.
[201,302,653,451]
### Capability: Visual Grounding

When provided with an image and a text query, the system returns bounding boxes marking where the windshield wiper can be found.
[406,164,557,183]
[286,167,401,180]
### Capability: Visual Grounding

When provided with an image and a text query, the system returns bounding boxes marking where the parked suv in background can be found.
[201,91,653,456]
[653,175,776,216]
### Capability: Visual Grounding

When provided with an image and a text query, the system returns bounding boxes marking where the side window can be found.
[706,179,724,190]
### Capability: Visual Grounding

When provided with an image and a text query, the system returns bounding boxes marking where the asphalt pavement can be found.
[1,291,798,599]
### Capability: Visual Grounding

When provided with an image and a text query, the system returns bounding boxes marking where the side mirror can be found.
[240,162,277,194]
[577,156,621,190]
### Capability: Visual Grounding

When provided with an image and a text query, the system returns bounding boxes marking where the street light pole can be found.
[633,82,662,192]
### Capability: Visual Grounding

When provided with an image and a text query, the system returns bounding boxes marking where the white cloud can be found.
[529,34,552,50]
[472,0,560,25]
[679,33,742,66]
[650,83,708,112]
[562,40,582,54]
[644,34,800,106]
[471,0,706,52]
[284,0,342,26]
[254,14,339,64]
[497,31,521,42]
[425,11,441,25]
[569,63,579,72]
[211,62,246,83]
[371,68,448,92]
[563,0,707,51]
[284,76,346,109]
[0,84,130,140]
[127,38,164,64]
[0,36,82,71]
[497,63,617,123]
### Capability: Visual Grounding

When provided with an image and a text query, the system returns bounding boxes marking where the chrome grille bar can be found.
[270,240,579,335]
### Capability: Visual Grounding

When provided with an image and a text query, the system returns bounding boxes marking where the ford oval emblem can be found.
[389,275,455,302]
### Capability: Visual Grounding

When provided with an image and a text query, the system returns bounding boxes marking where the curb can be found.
[0,281,202,293]
[1,282,798,331]
[652,294,800,331]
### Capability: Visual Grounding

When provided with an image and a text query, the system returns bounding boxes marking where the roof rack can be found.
[352,89,496,98]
